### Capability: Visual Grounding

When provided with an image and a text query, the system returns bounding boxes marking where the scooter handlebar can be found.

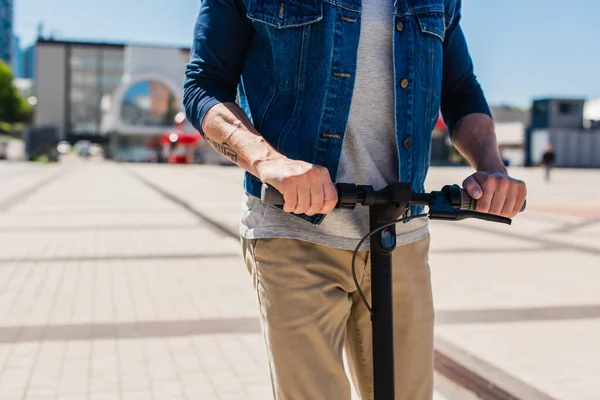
[260,183,526,212]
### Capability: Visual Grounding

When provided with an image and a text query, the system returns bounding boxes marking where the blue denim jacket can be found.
[184,0,491,224]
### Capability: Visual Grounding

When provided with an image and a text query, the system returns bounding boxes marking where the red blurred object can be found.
[160,116,204,164]
[435,116,447,130]
[168,154,189,164]
[160,132,201,146]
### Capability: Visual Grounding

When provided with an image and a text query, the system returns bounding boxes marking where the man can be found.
[541,143,556,182]
[184,0,527,399]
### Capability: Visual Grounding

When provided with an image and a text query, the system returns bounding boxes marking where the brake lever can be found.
[454,210,512,225]
[428,209,511,225]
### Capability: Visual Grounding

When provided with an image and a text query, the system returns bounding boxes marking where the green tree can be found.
[0,61,31,123]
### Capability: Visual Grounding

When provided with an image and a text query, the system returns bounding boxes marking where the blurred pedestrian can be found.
[183,1,527,399]
[541,144,556,182]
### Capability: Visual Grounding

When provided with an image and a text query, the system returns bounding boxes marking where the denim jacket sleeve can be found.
[183,0,253,137]
[440,1,492,135]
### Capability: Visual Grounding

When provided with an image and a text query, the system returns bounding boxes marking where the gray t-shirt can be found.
[239,0,429,250]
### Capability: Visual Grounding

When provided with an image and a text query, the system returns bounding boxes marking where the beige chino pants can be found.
[241,235,434,400]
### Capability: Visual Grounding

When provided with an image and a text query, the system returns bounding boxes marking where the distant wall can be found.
[530,129,600,167]
[34,45,67,139]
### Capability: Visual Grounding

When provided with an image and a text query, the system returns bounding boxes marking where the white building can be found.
[32,39,193,160]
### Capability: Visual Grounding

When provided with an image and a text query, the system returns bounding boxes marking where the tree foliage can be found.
[0,61,31,123]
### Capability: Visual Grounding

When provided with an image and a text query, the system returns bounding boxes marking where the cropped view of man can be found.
[183,0,527,399]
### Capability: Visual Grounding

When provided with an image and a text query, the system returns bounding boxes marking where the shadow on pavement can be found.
[437,304,600,325]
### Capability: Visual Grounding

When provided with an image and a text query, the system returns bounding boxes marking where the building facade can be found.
[33,39,191,145]
[23,44,35,79]
[526,98,600,167]
[11,34,23,77]
[0,0,13,64]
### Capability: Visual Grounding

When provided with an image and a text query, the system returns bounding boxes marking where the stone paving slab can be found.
[1,160,598,399]
[0,162,272,400]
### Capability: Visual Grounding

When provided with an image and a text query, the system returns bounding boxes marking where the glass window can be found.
[102,48,124,72]
[121,80,181,127]
[70,47,101,134]
[71,71,98,86]
[70,47,99,70]
[101,74,122,89]
[99,48,124,108]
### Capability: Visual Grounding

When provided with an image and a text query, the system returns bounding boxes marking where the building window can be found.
[101,48,124,74]
[68,46,125,135]
[69,47,101,134]
[121,80,180,127]
[559,103,576,115]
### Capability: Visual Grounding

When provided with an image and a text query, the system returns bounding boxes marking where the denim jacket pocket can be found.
[416,11,446,42]
[246,0,323,28]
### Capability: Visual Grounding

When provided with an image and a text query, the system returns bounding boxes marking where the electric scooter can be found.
[261,182,525,400]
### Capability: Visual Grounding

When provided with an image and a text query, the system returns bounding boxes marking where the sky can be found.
[13,0,600,107]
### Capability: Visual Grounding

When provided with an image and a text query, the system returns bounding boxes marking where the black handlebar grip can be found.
[261,184,285,205]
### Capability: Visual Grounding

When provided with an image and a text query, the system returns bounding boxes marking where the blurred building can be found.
[0,0,13,64]
[490,106,531,167]
[13,78,33,98]
[31,39,191,149]
[525,98,600,167]
[431,106,530,167]
[23,44,35,79]
[11,35,23,77]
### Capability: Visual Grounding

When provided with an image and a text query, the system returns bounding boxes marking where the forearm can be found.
[452,113,507,174]
[201,103,284,176]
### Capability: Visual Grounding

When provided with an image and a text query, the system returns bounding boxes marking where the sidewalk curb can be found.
[434,336,557,400]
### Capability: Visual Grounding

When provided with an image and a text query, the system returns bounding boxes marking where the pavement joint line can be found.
[450,222,600,256]
[0,252,240,263]
[0,224,203,232]
[431,246,553,255]
[126,168,239,239]
[436,304,600,325]
[0,167,68,212]
[544,217,600,234]
[0,317,262,343]
[127,168,544,400]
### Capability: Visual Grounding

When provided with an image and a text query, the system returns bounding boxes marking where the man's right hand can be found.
[199,103,337,216]
[255,156,338,216]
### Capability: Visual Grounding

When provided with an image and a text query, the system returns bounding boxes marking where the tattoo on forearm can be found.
[207,138,238,162]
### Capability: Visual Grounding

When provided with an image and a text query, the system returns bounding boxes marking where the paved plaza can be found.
[0,159,598,399]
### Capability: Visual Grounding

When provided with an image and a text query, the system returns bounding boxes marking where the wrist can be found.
[475,159,507,175]
[247,137,286,178]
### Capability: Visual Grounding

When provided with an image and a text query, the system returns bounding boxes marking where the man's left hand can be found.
[462,171,527,218]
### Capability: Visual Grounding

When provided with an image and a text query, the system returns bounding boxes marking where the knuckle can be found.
[519,181,528,194]
[482,177,495,189]
[281,176,295,188]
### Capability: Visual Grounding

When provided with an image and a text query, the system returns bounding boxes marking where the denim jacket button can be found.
[403,138,411,149]
[400,79,409,89]
[396,21,404,31]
